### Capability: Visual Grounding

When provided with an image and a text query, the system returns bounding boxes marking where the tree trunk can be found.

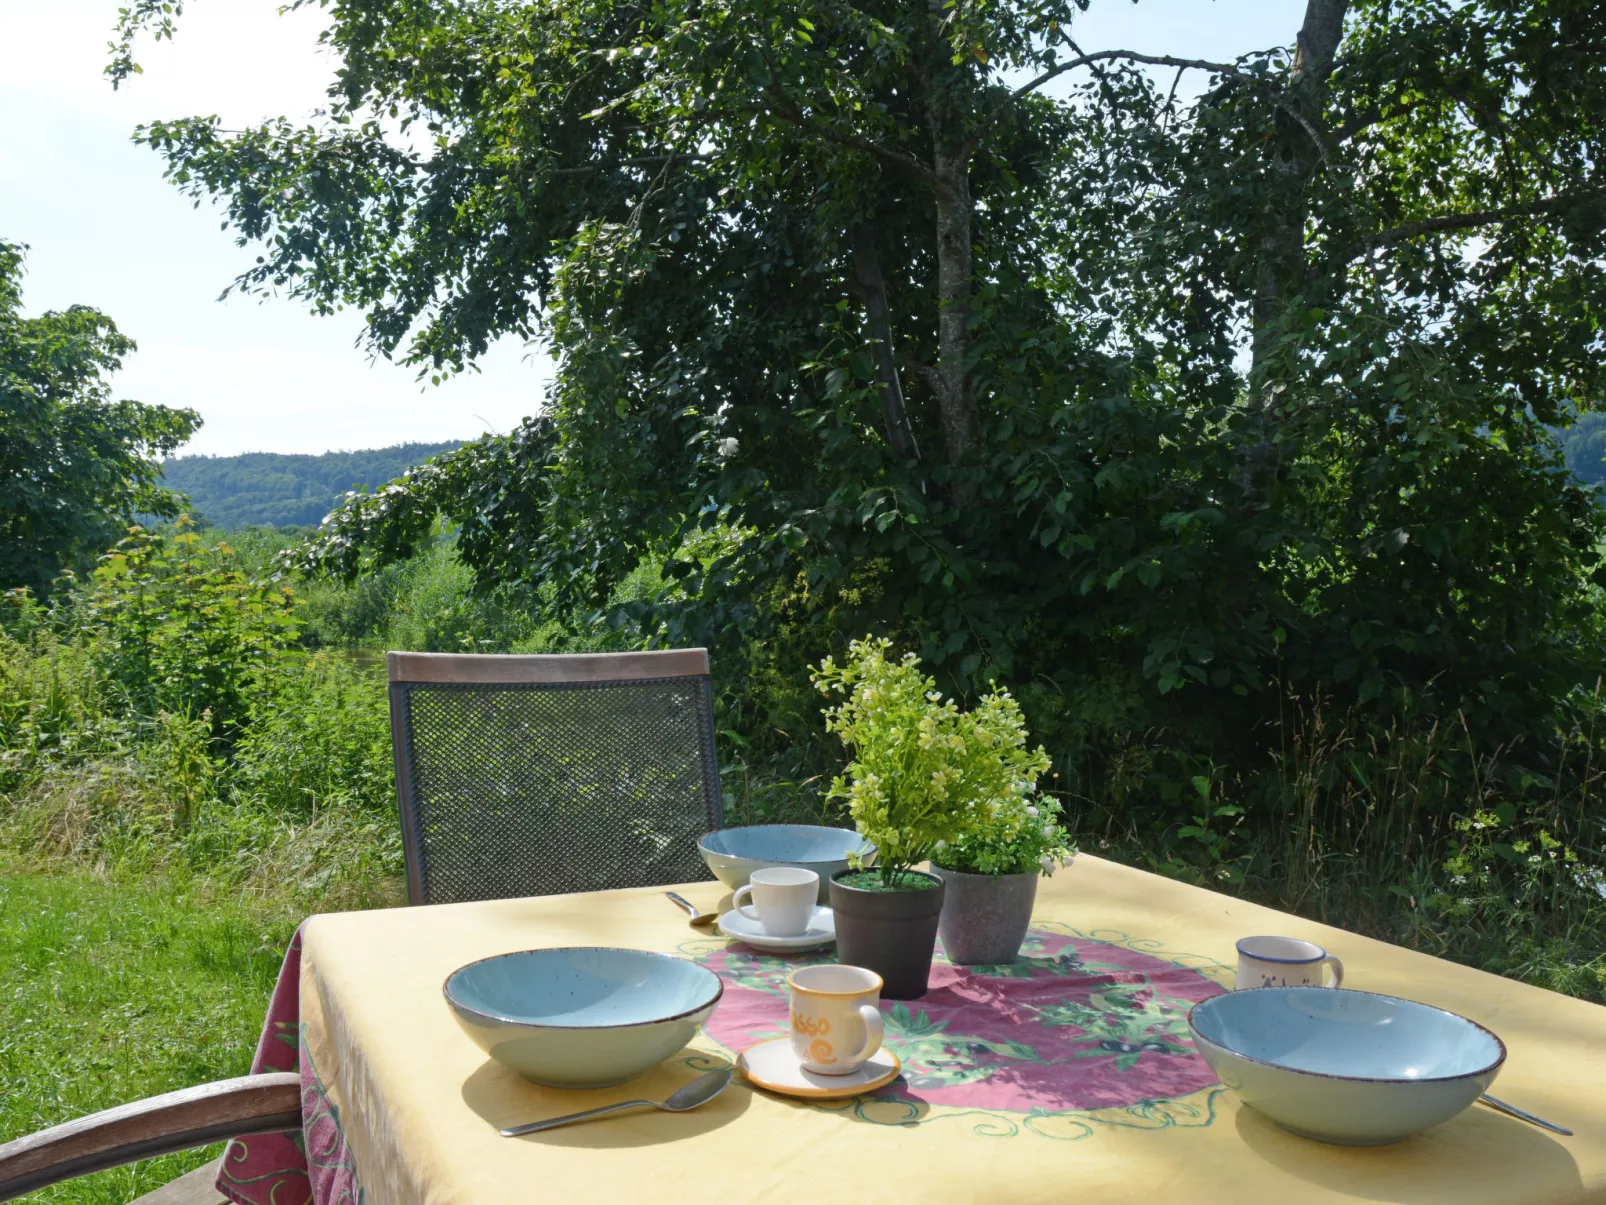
[932,149,978,469]
[1247,0,1350,414]
[1292,0,1348,85]
[850,223,921,462]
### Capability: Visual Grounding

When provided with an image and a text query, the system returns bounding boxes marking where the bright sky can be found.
[0,0,1304,457]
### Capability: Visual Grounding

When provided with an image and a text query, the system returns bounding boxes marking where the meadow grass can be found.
[0,866,298,1204]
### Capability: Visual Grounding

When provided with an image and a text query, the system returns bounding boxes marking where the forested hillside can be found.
[162,425,1606,533]
[1560,416,1606,489]
[161,442,461,528]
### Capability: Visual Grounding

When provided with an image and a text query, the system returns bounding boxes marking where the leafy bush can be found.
[0,532,402,910]
[88,521,300,735]
[231,652,394,818]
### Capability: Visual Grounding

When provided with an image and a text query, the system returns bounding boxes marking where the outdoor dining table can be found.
[217,854,1606,1205]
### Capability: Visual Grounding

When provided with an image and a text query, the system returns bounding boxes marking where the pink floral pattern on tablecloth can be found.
[697,928,1226,1115]
[217,926,361,1205]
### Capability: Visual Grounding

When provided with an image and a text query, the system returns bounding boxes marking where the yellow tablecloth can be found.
[298,855,1606,1204]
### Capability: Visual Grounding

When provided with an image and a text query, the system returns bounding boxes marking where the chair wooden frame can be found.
[387,648,721,906]
[0,1072,300,1202]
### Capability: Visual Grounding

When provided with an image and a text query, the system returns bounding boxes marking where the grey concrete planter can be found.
[933,867,1039,965]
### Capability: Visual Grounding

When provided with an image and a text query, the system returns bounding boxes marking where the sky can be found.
[0,0,1305,458]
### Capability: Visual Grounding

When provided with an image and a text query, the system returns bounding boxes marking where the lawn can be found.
[0,869,297,1204]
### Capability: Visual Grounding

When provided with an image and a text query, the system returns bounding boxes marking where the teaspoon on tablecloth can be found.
[1478,1094,1572,1136]
[665,890,719,928]
[500,1069,734,1137]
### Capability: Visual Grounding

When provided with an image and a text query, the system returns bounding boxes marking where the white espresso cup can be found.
[1235,936,1344,991]
[787,964,885,1075]
[732,867,819,937]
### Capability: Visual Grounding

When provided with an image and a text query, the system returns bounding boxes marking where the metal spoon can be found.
[500,1068,734,1137]
[665,890,719,928]
[1478,1094,1572,1136]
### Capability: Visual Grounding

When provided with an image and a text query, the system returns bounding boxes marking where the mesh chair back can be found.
[387,650,723,905]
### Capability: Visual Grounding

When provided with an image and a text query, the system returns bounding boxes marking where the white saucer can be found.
[739,1037,902,1099]
[716,905,836,952]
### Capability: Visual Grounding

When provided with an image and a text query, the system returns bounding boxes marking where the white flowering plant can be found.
[932,789,1076,878]
[813,637,1054,888]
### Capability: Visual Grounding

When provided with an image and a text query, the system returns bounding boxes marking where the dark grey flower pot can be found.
[933,867,1039,965]
[828,869,945,1000]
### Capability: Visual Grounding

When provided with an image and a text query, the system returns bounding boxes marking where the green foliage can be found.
[814,637,1052,883]
[0,537,402,911]
[161,442,462,529]
[230,652,394,819]
[934,792,1074,878]
[111,0,1604,830]
[88,521,301,736]
[0,241,199,596]
[1428,807,1606,998]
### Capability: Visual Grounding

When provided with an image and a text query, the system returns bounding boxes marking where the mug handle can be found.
[733,884,761,923]
[1323,955,1344,988]
[852,1004,885,1065]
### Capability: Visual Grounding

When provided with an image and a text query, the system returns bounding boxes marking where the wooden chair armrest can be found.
[0,1072,301,1202]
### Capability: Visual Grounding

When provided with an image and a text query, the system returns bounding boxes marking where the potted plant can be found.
[813,637,1053,998]
[932,787,1075,965]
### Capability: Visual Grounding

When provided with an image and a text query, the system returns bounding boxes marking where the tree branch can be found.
[969,47,1328,163]
[549,154,710,176]
[1350,190,1606,257]
[762,88,945,195]
[1330,97,1423,144]
[1007,49,1249,107]
[849,222,921,462]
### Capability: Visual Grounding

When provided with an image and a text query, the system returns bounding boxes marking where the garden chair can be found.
[0,1073,300,1202]
[388,648,725,904]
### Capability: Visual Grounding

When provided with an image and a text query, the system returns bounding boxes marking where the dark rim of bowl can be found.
[1234,936,1328,964]
[1186,987,1507,1085]
[443,947,725,1030]
[697,825,872,859]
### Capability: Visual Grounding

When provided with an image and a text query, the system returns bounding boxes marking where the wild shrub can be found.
[88,520,301,735]
[0,530,402,909]
[231,652,394,818]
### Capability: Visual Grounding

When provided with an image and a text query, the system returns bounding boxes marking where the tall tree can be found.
[113,0,1606,768]
[0,241,199,596]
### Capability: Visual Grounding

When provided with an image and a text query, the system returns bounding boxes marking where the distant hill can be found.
[1559,413,1606,490]
[161,441,463,529]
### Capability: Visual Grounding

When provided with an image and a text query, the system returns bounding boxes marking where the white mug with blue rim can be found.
[1235,936,1344,991]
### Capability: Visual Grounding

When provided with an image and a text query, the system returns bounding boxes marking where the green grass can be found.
[0,867,297,1204]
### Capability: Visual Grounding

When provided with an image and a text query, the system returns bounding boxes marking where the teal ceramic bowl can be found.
[444,948,723,1089]
[698,825,873,903]
[1188,987,1505,1145]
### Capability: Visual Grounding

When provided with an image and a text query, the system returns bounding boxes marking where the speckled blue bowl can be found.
[698,825,873,903]
[1188,987,1505,1145]
[444,948,723,1089]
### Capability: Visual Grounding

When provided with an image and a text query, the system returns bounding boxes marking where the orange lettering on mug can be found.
[791,1012,831,1038]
